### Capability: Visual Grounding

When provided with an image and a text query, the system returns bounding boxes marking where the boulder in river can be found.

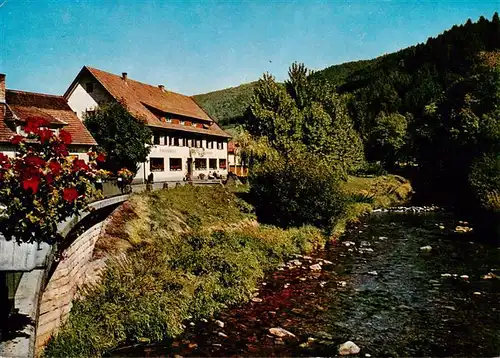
[482,272,498,280]
[420,245,432,252]
[339,341,361,355]
[215,320,224,328]
[368,271,378,276]
[310,264,322,271]
[269,327,296,338]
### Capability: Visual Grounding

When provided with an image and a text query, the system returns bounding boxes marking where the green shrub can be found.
[249,151,348,229]
[470,153,500,211]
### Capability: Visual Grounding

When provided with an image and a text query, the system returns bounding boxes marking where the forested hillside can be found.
[195,14,500,214]
[193,82,258,130]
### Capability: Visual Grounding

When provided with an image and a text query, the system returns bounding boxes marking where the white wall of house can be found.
[66,74,112,121]
[0,144,91,161]
[135,138,228,182]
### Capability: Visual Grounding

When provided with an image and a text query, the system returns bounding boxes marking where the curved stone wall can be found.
[34,220,108,354]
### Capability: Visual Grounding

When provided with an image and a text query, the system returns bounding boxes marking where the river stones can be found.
[269,327,296,338]
[251,297,263,302]
[420,245,432,251]
[339,341,361,355]
[367,271,378,276]
[310,263,322,270]
[215,320,224,328]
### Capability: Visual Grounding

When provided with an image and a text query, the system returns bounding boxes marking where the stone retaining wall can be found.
[34,221,107,354]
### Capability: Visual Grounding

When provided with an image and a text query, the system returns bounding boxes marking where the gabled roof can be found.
[0,90,97,146]
[65,66,231,138]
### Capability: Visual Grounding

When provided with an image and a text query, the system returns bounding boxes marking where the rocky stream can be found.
[112,210,500,357]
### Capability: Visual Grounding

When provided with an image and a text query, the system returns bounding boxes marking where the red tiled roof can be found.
[1,90,97,146]
[68,66,231,138]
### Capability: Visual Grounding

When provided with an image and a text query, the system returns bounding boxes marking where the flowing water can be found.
[113,212,500,357]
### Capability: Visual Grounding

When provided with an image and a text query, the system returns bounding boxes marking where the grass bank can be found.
[44,176,411,357]
[44,186,326,357]
[332,174,413,236]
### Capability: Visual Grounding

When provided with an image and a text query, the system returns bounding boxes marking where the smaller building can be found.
[228,141,248,177]
[0,74,97,158]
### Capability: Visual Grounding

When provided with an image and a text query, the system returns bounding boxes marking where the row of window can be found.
[150,158,227,172]
[152,135,224,149]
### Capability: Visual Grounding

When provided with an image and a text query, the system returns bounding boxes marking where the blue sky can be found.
[0,0,498,96]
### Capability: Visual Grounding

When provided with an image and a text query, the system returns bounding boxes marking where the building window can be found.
[209,158,217,170]
[187,138,193,147]
[195,158,207,170]
[217,141,224,150]
[86,82,94,93]
[153,134,160,145]
[150,158,164,172]
[207,140,214,149]
[170,158,182,171]
[219,159,227,169]
[195,139,202,148]
[170,137,180,146]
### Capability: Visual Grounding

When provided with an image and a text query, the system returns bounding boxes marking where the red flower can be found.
[24,117,49,134]
[25,155,46,167]
[63,187,79,202]
[0,153,11,169]
[46,174,54,185]
[38,128,53,143]
[59,130,72,145]
[96,153,106,162]
[72,159,89,172]
[22,177,40,194]
[48,160,62,175]
[11,135,25,145]
[53,143,68,157]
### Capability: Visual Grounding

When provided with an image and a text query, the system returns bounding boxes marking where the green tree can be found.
[246,63,364,177]
[369,111,408,166]
[84,102,153,174]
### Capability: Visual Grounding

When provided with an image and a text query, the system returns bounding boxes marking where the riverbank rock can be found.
[339,341,361,355]
[455,225,473,233]
[482,272,497,280]
[310,264,322,271]
[368,271,378,276]
[420,245,432,252]
[251,297,263,302]
[215,320,224,328]
[269,327,296,338]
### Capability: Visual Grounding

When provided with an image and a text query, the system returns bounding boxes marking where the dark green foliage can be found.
[250,150,347,229]
[84,102,153,174]
[470,153,500,210]
[193,82,259,129]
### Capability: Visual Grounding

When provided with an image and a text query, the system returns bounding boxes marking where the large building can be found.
[0,74,97,158]
[64,66,231,183]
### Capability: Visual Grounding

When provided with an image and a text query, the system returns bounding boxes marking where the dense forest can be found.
[194,13,500,229]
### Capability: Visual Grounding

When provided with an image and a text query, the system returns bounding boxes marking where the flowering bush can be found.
[0,117,107,244]
[117,168,134,183]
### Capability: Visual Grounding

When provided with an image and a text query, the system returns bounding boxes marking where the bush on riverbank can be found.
[44,186,325,357]
[249,151,348,229]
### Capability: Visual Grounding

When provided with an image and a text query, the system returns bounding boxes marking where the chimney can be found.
[0,74,5,103]
[158,84,165,91]
[121,72,128,81]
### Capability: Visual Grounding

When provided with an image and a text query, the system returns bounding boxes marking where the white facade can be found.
[66,73,112,120]
[136,137,228,182]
